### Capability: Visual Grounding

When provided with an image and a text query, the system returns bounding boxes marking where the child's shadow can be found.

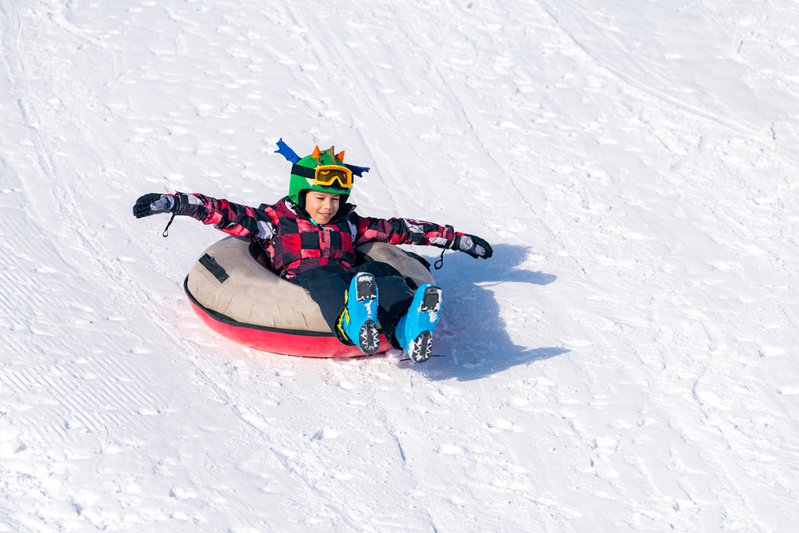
[419,244,569,381]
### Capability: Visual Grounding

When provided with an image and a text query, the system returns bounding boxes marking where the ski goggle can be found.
[292,164,353,189]
[313,165,353,188]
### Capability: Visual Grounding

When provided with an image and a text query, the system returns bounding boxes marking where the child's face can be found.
[305,190,341,225]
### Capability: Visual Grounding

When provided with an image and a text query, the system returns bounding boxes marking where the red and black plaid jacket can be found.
[174,193,456,280]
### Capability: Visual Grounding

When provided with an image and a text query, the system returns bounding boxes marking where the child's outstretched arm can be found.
[133,192,277,245]
[354,216,493,259]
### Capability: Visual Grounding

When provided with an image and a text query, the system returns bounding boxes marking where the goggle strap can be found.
[291,164,316,180]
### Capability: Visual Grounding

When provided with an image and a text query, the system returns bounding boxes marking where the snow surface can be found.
[2,0,799,531]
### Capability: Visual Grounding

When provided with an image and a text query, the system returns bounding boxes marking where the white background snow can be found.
[2,0,798,531]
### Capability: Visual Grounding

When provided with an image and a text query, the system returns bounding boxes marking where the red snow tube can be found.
[183,237,434,358]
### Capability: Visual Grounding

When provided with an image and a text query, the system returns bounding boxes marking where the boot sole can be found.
[409,330,432,363]
[356,274,377,302]
[359,320,380,354]
[420,286,442,314]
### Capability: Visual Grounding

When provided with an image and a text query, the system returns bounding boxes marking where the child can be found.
[133,140,492,363]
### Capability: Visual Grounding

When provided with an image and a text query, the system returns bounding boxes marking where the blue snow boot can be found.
[337,273,380,354]
[396,284,442,363]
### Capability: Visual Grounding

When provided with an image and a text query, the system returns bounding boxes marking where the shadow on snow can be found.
[418,243,569,382]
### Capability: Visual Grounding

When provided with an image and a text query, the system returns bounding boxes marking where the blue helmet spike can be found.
[345,163,370,177]
[274,138,300,164]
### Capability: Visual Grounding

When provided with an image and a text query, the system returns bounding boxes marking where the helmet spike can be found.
[335,150,345,162]
[311,145,321,159]
[319,146,337,164]
[274,138,301,164]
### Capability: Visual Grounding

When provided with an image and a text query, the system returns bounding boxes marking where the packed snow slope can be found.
[2,0,798,531]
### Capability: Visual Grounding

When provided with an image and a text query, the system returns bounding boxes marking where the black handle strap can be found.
[199,254,230,283]
[434,248,445,270]
[162,211,177,237]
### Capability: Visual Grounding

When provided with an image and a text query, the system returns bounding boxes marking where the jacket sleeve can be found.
[173,192,277,245]
[353,214,456,248]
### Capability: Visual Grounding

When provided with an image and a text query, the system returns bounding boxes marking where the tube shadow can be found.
[418,244,569,381]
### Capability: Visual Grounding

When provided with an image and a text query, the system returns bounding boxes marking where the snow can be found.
[2,0,798,531]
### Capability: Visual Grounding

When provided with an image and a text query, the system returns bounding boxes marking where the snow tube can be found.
[183,237,435,357]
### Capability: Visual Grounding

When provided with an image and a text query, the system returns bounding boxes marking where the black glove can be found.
[133,193,177,218]
[452,233,493,259]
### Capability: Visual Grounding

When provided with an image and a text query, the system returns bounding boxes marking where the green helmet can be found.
[288,145,353,205]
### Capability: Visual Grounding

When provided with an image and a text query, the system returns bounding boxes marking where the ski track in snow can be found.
[1,0,798,531]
